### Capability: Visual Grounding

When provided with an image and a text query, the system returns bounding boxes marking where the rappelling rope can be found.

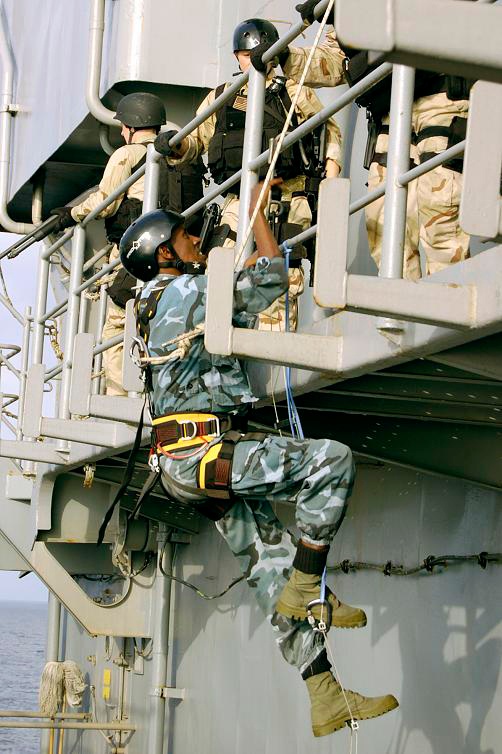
[137,5,332,366]
[317,567,359,749]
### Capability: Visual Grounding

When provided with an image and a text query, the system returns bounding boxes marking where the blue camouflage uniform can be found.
[140,256,355,673]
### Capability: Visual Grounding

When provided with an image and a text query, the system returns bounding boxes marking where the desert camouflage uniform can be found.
[139,258,355,671]
[167,72,342,332]
[71,133,155,395]
[286,28,470,279]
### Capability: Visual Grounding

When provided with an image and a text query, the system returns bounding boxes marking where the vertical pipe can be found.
[235,65,267,258]
[32,169,45,224]
[142,143,160,213]
[40,592,61,754]
[93,286,108,395]
[148,525,173,754]
[78,294,88,334]
[59,225,86,420]
[32,254,50,365]
[16,306,32,442]
[86,0,116,126]
[379,65,415,279]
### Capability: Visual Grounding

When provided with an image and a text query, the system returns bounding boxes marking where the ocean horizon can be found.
[0,600,47,754]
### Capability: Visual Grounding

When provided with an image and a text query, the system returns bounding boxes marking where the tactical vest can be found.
[104,144,206,244]
[344,49,473,124]
[207,78,305,190]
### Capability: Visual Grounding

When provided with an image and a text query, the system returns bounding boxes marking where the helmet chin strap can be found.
[158,240,206,275]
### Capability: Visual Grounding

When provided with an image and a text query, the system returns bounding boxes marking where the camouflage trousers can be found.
[366,92,470,280]
[221,190,308,332]
[160,433,355,672]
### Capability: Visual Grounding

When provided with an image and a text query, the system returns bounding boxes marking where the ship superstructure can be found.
[1,1,502,752]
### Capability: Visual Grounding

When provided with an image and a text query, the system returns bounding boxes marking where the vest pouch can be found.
[207,131,225,184]
[104,197,143,244]
[222,130,247,171]
[446,76,472,101]
[107,268,137,309]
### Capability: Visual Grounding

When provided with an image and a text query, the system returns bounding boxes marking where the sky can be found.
[1,232,49,602]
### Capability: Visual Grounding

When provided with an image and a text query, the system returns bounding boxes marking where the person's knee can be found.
[325,439,353,474]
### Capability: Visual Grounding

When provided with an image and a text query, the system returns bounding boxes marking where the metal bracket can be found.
[123,299,144,394]
[461,80,502,239]
[152,687,185,700]
[69,333,94,416]
[22,364,45,437]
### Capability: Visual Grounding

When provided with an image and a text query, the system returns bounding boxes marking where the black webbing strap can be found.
[372,153,416,171]
[135,278,172,342]
[414,126,451,144]
[128,467,161,522]
[419,151,464,173]
[97,397,147,545]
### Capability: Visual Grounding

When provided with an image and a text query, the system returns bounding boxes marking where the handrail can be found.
[2,0,490,468]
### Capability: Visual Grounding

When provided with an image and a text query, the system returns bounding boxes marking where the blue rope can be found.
[283,246,304,441]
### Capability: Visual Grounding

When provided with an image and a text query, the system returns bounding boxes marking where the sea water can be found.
[0,602,47,754]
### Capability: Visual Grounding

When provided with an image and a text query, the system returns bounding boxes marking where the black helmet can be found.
[119,209,184,281]
[233,18,279,53]
[115,93,167,128]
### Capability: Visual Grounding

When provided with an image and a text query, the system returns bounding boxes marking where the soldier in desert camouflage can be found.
[288,0,470,279]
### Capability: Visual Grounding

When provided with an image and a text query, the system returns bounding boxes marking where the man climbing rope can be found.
[118,179,398,737]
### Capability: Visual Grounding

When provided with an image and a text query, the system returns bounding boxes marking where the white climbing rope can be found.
[233,0,335,270]
[39,660,86,717]
[320,616,360,751]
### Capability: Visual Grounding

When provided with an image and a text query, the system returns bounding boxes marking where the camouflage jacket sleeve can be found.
[285,78,342,167]
[284,29,346,89]
[148,260,288,353]
[166,89,217,167]
[70,143,147,222]
[233,257,289,321]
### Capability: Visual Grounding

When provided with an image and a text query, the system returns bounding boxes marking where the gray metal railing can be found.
[0,0,487,460]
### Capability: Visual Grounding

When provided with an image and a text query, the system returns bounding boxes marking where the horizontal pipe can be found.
[81,166,146,226]
[39,300,68,325]
[0,711,89,719]
[0,720,136,731]
[399,141,465,186]
[75,256,120,295]
[83,243,113,273]
[0,352,20,378]
[249,63,393,172]
[44,334,123,381]
[41,229,74,260]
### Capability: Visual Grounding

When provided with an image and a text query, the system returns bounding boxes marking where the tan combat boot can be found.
[305,672,399,737]
[276,568,367,628]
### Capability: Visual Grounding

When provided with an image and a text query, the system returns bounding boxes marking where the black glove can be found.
[251,41,290,72]
[154,129,182,158]
[50,206,77,232]
[296,0,334,26]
